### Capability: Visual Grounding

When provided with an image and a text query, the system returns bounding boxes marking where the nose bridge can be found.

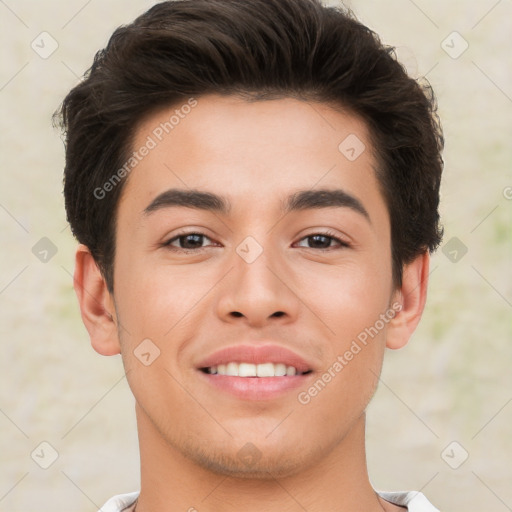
[236,238,280,293]
[216,235,299,325]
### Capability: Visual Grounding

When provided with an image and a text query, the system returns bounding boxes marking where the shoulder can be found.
[98,491,139,512]
[377,491,441,512]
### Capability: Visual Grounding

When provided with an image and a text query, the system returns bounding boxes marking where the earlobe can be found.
[73,244,121,356]
[386,252,430,350]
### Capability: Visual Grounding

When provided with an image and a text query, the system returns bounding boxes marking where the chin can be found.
[181,439,314,479]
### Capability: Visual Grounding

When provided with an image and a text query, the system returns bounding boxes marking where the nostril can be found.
[272,311,285,318]
[230,311,243,317]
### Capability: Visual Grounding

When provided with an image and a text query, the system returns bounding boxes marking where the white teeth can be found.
[208,362,304,377]
[238,363,256,377]
[274,363,287,376]
[256,363,274,377]
[226,362,238,376]
[286,366,297,376]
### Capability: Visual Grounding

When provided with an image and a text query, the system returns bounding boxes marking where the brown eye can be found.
[295,232,349,250]
[165,232,214,250]
[306,234,334,249]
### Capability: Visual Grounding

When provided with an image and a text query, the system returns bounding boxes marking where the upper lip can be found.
[197,344,314,374]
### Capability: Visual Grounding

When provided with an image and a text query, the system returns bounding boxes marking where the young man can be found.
[56,0,443,510]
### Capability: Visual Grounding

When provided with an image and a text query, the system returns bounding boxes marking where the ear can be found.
[73,244,121,356]
[386,252,430,350]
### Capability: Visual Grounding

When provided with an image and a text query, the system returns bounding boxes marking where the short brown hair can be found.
[56,0,444,291]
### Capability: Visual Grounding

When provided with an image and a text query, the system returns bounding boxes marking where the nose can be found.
[215,245,300,328]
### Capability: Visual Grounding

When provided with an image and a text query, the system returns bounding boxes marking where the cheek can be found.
[113,262,210,424]
[294,256,392,414]
[114,253,215,340]
[302,259,393,347]
[296,269,391,424]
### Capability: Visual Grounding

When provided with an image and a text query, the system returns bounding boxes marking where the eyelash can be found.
[163,230,350,252]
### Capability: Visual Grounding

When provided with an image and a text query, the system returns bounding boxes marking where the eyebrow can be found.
[144,189,230,215]
[284,189,370,221]
[143,188,370,221]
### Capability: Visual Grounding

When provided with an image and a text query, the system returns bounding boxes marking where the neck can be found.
[133,404,389,512]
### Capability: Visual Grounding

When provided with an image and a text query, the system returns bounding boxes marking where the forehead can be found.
[119,94,383,217]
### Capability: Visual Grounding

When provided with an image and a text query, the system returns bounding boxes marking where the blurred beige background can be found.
[0,1,511,511]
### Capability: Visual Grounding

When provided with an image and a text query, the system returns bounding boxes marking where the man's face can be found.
[111,94,398,477]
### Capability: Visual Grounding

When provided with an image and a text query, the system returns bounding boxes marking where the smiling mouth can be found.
[200,362,313,377]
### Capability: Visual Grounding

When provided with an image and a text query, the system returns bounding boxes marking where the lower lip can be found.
[198,371,313,401]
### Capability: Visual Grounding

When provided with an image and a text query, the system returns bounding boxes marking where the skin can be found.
[74,95,429,512]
